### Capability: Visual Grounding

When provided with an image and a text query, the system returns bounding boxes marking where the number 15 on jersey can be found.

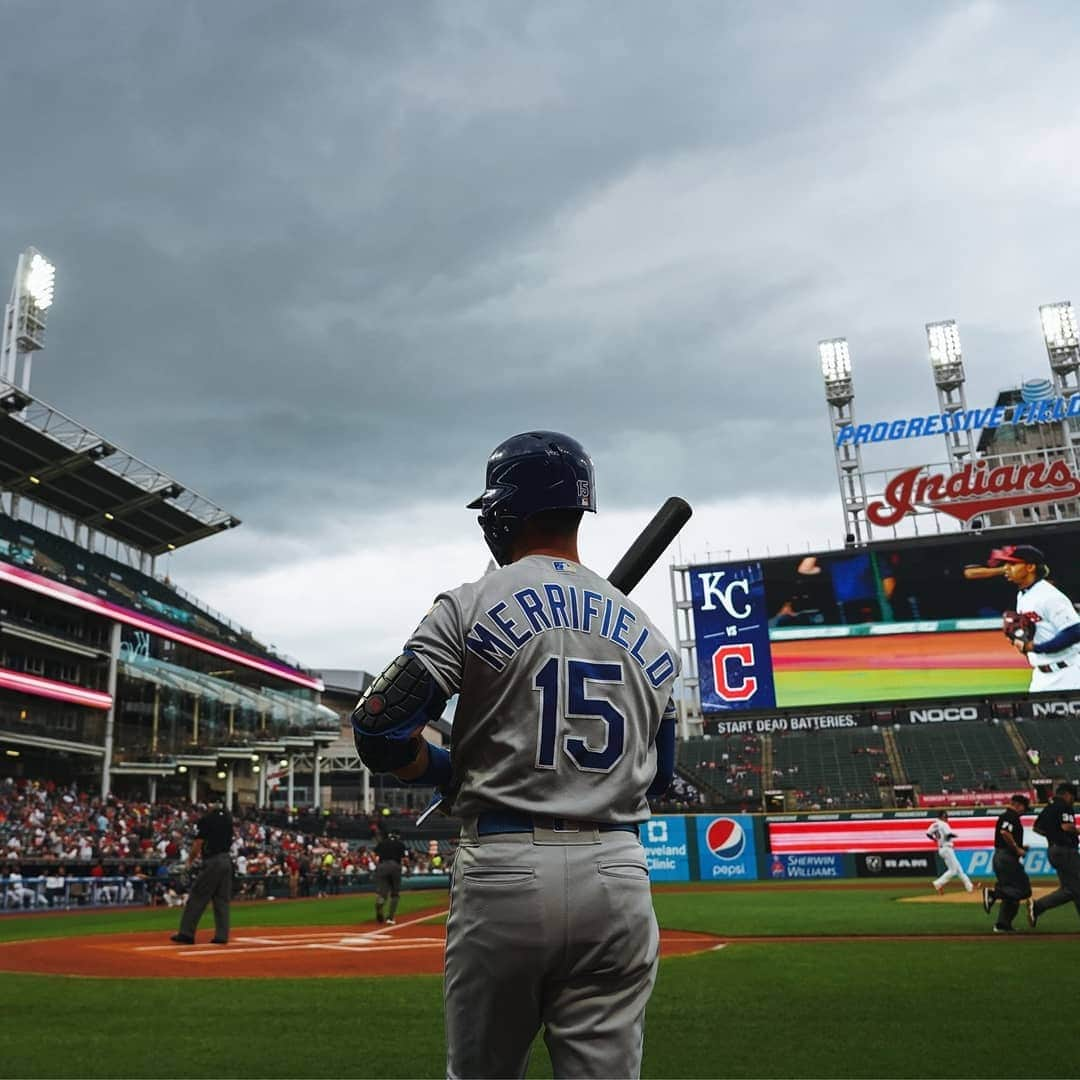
[532,656,625,774]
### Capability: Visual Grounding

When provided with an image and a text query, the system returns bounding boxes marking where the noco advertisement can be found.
[690,525,1080,714]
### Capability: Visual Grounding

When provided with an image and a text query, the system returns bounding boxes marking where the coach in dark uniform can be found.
[1029,782,1080,929]
[171,804,234,945]
[982,794,1031,932]
[372,830,407,925]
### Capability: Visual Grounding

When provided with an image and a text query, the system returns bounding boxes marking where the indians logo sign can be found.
[867,459,1080,527]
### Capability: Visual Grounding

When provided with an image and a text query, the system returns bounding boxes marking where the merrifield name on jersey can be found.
[464,582,676,688]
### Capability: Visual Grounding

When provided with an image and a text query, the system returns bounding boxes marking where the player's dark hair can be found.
[937,809,947,818]
[526,508,584,538]
[1011,795,1030,809]
[1056,782,1078,797]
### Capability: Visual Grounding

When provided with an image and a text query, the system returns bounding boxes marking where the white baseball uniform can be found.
[1016,579,1080,693]
[928,818,973,892]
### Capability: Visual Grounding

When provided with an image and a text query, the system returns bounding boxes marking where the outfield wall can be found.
[644,809,1058,882]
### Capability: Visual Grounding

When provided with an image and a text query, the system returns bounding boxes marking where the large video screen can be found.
[690,525,1080,713]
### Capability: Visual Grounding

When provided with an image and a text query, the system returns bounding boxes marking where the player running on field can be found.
[349,432,679,1079]
[927,810,974,894]
[966,544,1080,693]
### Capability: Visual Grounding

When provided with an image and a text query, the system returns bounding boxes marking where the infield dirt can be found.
[0,908,725,978]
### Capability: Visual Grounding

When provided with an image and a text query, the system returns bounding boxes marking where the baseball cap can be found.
[988,544,1046,567]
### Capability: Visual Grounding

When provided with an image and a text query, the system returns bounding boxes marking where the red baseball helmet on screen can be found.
[988,544,1045,567]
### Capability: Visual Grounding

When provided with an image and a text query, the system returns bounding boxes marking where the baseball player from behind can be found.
[988,545,1080,692]
[927,810,974,894]
[350,432,679,1079]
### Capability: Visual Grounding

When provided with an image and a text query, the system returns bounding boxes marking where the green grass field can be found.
[2,882,1078,1078]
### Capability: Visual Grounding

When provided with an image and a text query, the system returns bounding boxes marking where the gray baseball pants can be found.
[373,859,402,920]
[178,852,233,942]
[444,825,658,1080]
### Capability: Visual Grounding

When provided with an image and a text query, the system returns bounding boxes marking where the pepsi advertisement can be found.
[641,816,691,882]
[690,562,777,713]
[696,815,759,880]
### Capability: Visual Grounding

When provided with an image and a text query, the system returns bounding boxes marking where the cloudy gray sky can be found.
[3,0,1078,671]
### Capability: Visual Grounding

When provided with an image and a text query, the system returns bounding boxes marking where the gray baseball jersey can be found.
[406,554,679,822]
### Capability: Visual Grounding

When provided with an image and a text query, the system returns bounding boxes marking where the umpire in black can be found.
[171,803,234,945]
[372,830,407,925]
[1029,782,1080,929]
[982,794,1031,932]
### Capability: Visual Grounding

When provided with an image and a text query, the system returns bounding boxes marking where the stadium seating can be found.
[1014,717,1080,776]
[677,734,762,807]
[0,512,302,670]
[771,728,889,809]
[893,722,1028,794]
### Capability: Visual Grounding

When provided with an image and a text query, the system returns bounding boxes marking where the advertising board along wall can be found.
[639,809,1061,882]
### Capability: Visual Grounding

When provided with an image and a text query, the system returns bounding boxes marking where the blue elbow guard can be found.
[351,652,447,741]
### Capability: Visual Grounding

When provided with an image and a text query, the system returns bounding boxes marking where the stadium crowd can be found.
[0,776,450,910]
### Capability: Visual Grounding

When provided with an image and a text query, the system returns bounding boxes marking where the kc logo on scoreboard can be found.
[690,561,777,712]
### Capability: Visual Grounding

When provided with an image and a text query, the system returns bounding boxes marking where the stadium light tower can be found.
[1040,301,1080,391]
[1039,300,1080,462]
[1,247,56,392]
[820,338,869,544]
[926,320,975,472]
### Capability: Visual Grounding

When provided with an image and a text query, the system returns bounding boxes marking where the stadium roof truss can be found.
[0,385,239,556]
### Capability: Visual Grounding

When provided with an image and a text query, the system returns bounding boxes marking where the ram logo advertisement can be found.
[696,815,759,880]
[855,852,935,877]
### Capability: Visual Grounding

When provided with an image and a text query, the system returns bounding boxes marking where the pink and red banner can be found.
[0,666,113,710]
[0,561,322,691]
[768,815,1030,853]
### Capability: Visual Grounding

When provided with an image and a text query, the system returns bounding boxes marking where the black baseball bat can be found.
[607,496,693,595]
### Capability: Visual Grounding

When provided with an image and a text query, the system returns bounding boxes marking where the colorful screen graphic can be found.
[690,525,1080,713]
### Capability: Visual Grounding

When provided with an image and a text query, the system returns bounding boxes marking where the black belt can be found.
[1037,660,1070,673]
[475,811,638,836]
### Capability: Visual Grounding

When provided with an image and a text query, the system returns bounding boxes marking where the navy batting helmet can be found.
[468,431,596,565]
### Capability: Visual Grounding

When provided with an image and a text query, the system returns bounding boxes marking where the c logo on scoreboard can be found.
[711,644,758,701]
